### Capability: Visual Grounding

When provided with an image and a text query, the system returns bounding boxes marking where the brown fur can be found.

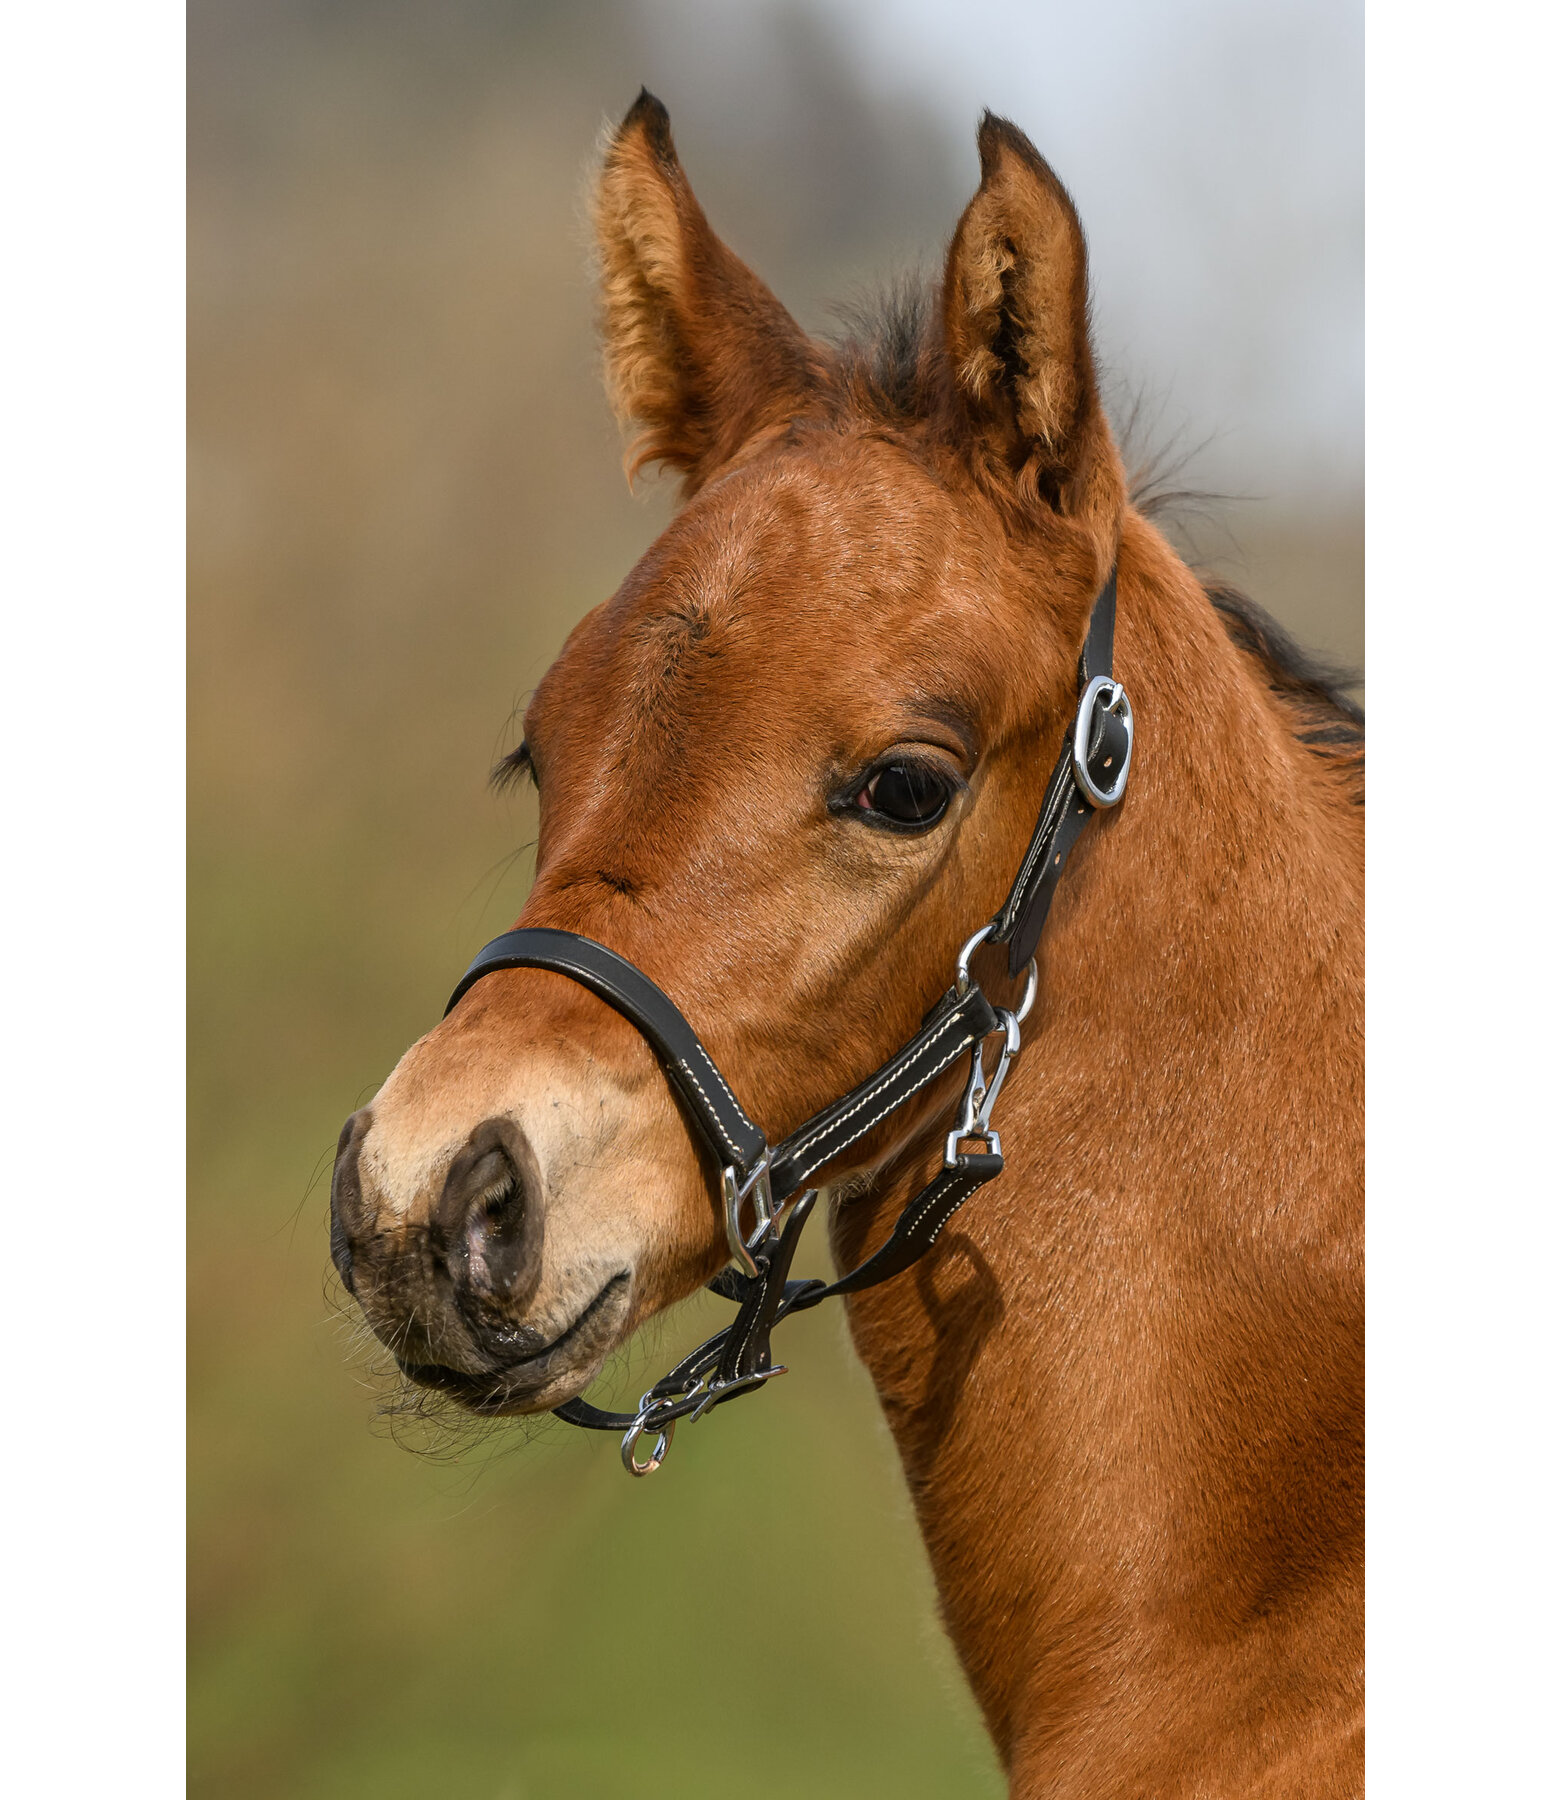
[593,90,835,490]
[334,97,1363,1795]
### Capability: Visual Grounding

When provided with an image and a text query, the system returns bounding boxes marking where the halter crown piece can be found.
[444,562,1133,1473]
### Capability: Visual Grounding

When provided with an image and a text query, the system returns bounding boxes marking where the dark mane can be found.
[829,271,942,420]
[1203,582,1364,803]
[1202,583,1364,727]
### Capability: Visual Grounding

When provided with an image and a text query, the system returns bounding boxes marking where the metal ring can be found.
[1072,677,1134,808]
[960,926,1037,1023]
[954,922,996,995]
[1013,958,1038,1024]
[621,1416,675,1477]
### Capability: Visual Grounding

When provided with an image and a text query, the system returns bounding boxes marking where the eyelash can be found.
[496,740,537,793]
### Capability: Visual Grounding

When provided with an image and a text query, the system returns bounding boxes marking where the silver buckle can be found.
[720,1154,779,1279]
[688,1365,786,1422]
[1072,677,1133,808]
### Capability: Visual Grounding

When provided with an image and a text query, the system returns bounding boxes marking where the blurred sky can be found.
[643,0,1363,506]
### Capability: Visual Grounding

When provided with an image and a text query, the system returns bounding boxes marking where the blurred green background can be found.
[188,3,1361,1794]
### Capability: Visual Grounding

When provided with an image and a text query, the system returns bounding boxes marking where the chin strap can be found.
[444,560,1132,1475]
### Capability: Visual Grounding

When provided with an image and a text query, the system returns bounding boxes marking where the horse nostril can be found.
[329,1109,372,1297]
[463,1165,529,1295]
[435,1119,546,1316]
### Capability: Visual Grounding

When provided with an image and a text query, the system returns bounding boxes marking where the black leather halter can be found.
[444,563,1133,1473]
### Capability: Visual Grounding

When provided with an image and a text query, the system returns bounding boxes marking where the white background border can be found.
[1,3,185,1791]
[1367,1,1549,1792]
[3,1,1547,1792]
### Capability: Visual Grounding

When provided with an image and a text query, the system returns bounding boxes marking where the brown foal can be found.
[331,94,1364,1796]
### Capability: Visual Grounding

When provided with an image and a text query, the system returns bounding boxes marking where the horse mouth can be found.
[397,1270,632,1414]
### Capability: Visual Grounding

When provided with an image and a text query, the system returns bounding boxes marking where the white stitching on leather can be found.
[924,1189,977,1245]
[890,1166,986,1251]
[784,1001,975,1174]
[542,945,758,1148]
[914,1171,977,1243]
[1003,750,1075,920]
[675,1060,744,1153]
[789,1032,975,1184]
[697,1051,758,1136]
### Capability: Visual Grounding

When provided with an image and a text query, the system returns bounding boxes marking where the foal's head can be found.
[332,95,1126,1415]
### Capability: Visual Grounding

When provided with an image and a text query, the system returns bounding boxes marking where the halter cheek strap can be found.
[989,564,1132,970]
[441,561,1132,1474]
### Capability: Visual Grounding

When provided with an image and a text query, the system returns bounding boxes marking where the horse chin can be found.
[395,1268,635,1417]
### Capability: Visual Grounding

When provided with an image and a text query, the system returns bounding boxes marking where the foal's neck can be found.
[836,513,1364,1791]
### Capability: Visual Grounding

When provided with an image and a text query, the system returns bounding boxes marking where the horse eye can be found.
[855,761,955,828]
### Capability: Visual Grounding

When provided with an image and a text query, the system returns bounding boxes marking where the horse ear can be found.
[942,115,1119,522]
[592,91,829,494]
